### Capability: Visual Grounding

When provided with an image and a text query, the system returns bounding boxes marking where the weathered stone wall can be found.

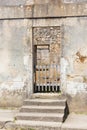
[0,1,87,19]
[0,19,33,107]
[62,17,87,113]
[63,0,87,3]
[0,0,26,6]
[0,17,87,112]
[0,0,87,113]
[33,27,61,64]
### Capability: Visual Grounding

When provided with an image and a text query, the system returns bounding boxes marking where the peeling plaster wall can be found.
[0,19,31,107]
[0,17,87,113]
[61,17,87,112]
[0,0,87,113]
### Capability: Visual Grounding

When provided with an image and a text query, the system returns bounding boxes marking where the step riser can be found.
[16,97,67,125]
[20,108,64,113]
[23,101,66,106]
[12,123,61,130]
[16,116,63,122]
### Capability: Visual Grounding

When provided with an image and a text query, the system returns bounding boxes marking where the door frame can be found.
[32,26,62,93]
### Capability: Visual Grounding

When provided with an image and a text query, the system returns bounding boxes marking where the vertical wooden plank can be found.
[52,64,54,92]
[42,65,44,92]
[56,64,58,92]
[57,65,59,92]
[50,64,52,90]
[38,65,40,92]
[49,65,51,92]
[46,65,48,92]
[43,65,45,92]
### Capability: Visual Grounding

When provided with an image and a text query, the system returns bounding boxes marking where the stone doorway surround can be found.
[33,26,61,93]
[27,19,65,96]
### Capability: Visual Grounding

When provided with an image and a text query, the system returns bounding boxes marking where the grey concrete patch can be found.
[62,113,87,130]
[0,109,19,129]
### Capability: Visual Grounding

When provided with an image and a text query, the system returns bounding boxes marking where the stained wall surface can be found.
[0,0,87,113]
[62,17,87,113]
[0,19,32,107]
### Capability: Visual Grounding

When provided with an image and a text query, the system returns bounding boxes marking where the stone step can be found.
[31,93,65,99]
[14,120,62,130]
[20,105,65,113]
[24,99,66,106]
[15,96,67,129]
[16,112,64,122]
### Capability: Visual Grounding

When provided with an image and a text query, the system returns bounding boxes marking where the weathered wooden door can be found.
[33,27,61,93]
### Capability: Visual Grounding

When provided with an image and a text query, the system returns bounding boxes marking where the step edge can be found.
[21,106,65,109]
[16,113,64,117]
[24,99,66,102]
[15,120,62,127]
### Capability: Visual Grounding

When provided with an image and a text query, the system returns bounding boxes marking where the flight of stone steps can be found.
[15,94,68,130]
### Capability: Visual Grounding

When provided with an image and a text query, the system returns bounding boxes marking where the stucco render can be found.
[0,0,87,113]
[61,18,87,113]
[0,19,33,107]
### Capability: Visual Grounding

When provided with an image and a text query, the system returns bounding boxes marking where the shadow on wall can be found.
[63,101,69,122]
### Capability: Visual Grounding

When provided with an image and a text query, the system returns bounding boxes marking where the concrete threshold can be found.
[31,93,65,99]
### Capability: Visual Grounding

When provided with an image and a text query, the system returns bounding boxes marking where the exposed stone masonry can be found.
[34,27,61,64]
